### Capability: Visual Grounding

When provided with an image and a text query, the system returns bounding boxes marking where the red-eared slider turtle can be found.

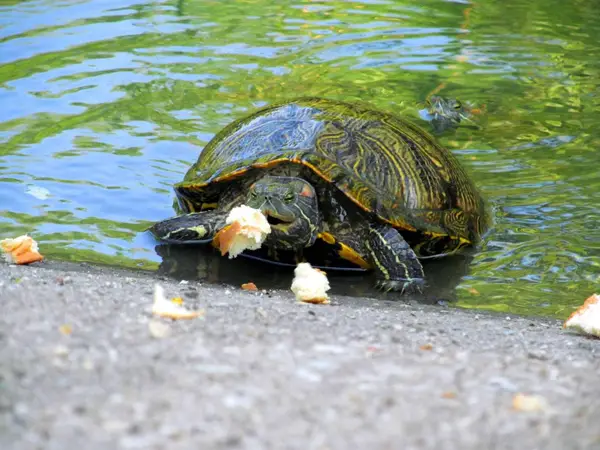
[150,98,488,293]
[422,95,475,133]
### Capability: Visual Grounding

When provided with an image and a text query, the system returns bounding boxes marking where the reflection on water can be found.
[1,0,599,318]
[155,243,474,305]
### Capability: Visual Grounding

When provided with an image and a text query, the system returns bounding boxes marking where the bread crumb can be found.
[512,393,546,412]
[59,324,72,336]
[152,284,204,320]
[241,282,258,291]
[1,235,44,265]
[291,263,330,304]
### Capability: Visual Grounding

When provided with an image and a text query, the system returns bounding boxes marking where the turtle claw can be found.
[376,278,424,295]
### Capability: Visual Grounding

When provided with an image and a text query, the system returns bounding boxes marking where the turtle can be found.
[150,97,489,293]
[422,95,477,133]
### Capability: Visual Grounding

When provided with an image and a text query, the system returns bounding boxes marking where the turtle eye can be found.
[454,101,462,110]
[284,193,295,204]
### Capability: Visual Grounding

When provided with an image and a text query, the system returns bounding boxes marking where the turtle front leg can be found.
[149,211,228,243]
[366,224,425,294]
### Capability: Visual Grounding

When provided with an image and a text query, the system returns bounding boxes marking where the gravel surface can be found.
[1,261,599,450]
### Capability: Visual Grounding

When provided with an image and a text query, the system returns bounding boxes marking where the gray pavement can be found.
[1,261,599,450]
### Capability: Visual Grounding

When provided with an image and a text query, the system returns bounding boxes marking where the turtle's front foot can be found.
[149,211,226,244]
[375,278,424,295]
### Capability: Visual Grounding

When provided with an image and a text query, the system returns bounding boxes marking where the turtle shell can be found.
[175,98,488,254]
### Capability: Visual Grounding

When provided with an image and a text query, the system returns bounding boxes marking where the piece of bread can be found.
[512,393,546,412]
[291,263,331,304]
[241,282,258,291]
[152,284,204,320]
[1,235,44,265]
[563,294,600,337]
[215,205,271,258]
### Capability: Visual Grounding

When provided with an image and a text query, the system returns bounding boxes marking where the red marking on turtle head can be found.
[300,184,314,198]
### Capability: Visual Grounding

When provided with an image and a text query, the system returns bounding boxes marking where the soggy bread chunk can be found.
[291,263,331,304]
[216,205,271,258]
[1,235,44,265]
[564,294,600,337]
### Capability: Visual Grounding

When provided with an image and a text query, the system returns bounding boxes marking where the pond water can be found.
[1,0,599,318]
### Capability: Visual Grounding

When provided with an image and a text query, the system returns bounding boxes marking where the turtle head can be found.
[246,176,320,249]
[426,96,472,132]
